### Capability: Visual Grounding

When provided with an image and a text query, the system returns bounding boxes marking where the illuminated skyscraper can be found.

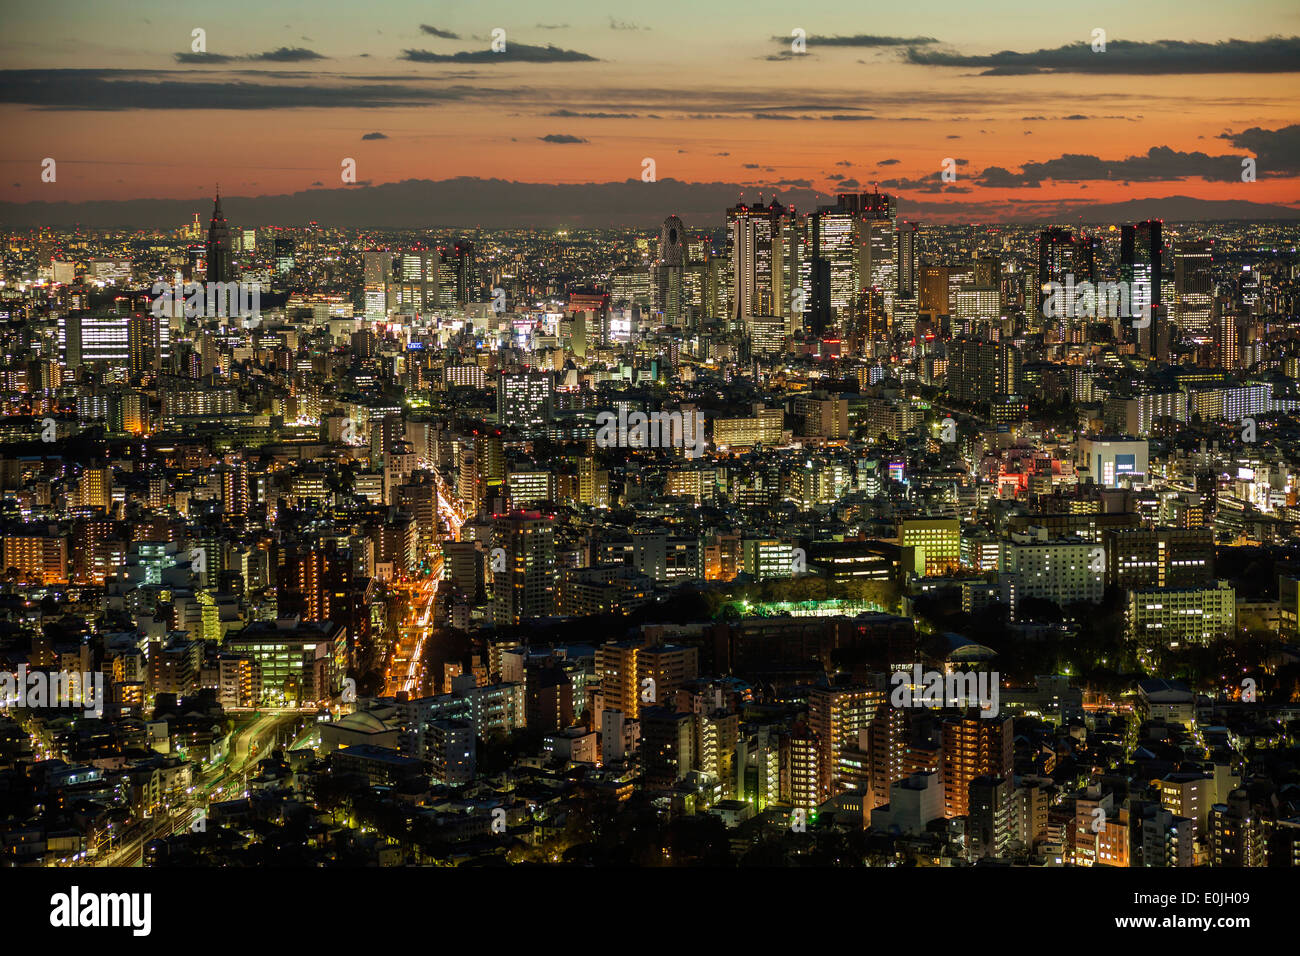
[1036,227,1075,319]
[655,215,686,321]
[1174,241,1213,333]
[896,221,918,298]
[205,191,233,283]
[273,234,295,276]
[1121,220,1165,355]
[396,249,437,313]
[807,205,857,335]
[453,240,476,305]
[496,369,553,433]
[727,199,793,325]
[363,250,395,320]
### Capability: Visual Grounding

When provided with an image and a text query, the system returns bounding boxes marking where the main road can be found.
[383,563,440,698]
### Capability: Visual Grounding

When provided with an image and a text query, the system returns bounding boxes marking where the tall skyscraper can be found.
[1074,232,1099,283]
[126,312,161,376]
[1174,241,1213,333]
[859,219,897,342]
[807,204,858,335]
[396,249,437,313]
[1121,220,1164,354]
[492,511,556,626]
[804,191,897,342]
[727,198,793,325]
[655,215,686,322]
[918,265,951,324]
[896,221,919,298]
[205,191,233,283]
[839,190,896,221]
[454,240,476,305]
[1036,227,1075,319]
[273,234,295,276]
[363,250,395,320]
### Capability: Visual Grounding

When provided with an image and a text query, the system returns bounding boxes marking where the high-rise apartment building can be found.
[940,714,1013,818]
[491,511,556,626]
[496,369,553,433]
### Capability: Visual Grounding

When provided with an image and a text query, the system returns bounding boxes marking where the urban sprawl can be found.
[1,189,1298,869]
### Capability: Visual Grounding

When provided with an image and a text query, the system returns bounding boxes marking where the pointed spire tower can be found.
[205,187,233,283]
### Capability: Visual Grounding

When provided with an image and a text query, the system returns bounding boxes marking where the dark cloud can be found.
[877,158,900,165]
[908,36,1300,74]
[250,47,326,62]
[775,178,812,187]
[0,68,479,110]
[977,166,1038,188]
[742,164,761,169]
[773,34,938,47]
[750,111,879,121]
[174,52,237,64]
[839,178,861,188]
[419,26,461,40]
[6,177,1297,228]
[973,145,1255,187]
[877,169,962,193]
[0,69,1146,119]
[750,104,872,113]
[1219,124,1300,175]
[539,133,588,144]
[401,43,597,63]
[361,131,388,140]
[547,109,638,118]
[609,17,648,31]
[174,48,325,64]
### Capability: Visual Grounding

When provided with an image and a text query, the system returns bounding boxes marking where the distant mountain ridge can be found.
[1,178,1296,229]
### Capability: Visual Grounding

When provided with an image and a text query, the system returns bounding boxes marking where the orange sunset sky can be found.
[1,0,1297,222]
